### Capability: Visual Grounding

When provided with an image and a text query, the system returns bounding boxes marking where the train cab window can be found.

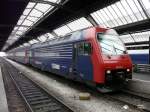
[78,42,92,55]
[97,29,126,55]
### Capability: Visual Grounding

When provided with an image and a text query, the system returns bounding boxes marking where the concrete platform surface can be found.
[124,72,150,94]
[0,67,9,112]
[133,72,150,81]
[127,78,150,95]
[7,59,140,112]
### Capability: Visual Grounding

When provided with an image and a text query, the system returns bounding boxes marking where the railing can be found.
[133,64,150,73]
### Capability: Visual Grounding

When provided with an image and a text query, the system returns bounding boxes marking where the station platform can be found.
[133,72,150,81]
[0,67,9,112]
[125,72,150,95]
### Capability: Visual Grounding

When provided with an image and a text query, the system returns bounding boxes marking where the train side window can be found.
[78,43,84,55]
[78,42,92,55]
[84,43,92,55]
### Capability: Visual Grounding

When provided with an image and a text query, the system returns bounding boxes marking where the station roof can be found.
[1,0,150,51]
[0,0,29,50]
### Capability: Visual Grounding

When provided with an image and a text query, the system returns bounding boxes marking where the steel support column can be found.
[51,31,58,38]
[149,36,150,64]
[30,0,60,7]
[85,15,98,26]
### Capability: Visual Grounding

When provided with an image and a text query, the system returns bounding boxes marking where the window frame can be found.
[77,41,92,56]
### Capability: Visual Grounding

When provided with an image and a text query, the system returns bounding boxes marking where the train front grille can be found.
[105,69,126,85]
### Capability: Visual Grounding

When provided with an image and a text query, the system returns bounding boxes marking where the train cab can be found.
[86,27,133,90]
[97,29,132,85]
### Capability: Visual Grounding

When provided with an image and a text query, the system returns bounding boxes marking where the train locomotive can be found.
[7,26,132,92]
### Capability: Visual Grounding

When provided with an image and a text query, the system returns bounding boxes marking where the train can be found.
[7,26,132,92]
[130,54,149,64]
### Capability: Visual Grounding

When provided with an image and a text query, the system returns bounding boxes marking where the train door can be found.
[73,41,93,81]
[25,50,28,64]
[26,50,30,64]
[72,43,78,76]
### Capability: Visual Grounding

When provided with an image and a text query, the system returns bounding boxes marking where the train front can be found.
[97,29,132,87]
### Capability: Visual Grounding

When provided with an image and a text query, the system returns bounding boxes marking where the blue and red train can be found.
[130,54,149,64]
[7,26,132,91]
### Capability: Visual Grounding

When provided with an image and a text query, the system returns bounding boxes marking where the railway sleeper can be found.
[32,104,58,111]
[23,91,42,95]
[29,99,52,105]
[27,96,49,101]
[22,89,41,93]
[33,103,59,110]
[25,94,44,98]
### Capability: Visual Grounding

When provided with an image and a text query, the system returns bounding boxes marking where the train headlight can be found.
[127,69,130,72]
[106,70,111,74]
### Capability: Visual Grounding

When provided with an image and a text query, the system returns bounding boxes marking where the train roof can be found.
[31,26,107,49]
[9,26,108,50]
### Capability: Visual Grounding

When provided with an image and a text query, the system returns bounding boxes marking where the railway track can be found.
[103,90,150,112]
[3,58,150,112]
[1,62,30,112]
[1,59,74,112]
[121,89,150,102]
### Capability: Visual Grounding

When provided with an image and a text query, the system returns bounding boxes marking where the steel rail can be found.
[2,59,74,112]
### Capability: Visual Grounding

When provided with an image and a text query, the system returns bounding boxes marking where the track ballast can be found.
[1,58,74,112]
